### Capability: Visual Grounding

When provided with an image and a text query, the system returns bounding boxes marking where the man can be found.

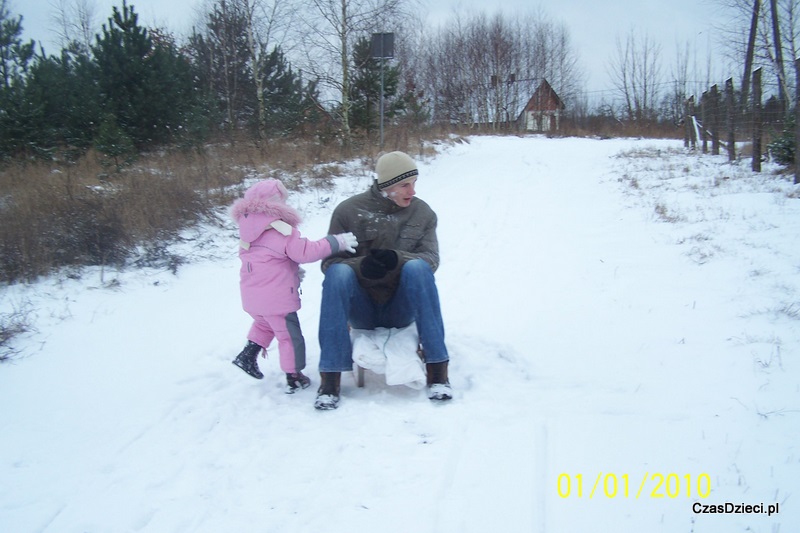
[315,151,451,410]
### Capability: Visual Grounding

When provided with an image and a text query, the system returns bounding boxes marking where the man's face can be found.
[384,177,417,208]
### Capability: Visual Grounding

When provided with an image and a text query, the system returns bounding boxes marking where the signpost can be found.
[371,33,394,149]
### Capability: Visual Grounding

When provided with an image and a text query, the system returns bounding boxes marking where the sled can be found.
[355,344,425,387]
[349,324,426,389]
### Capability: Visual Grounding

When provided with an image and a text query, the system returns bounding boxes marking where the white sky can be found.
[10,0,722,97]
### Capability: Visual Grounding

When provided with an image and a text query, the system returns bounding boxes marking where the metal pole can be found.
[371,31,393,149]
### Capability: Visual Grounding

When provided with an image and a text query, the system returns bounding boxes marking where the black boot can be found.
[426,361,453,401]
[314,372,341,410]
[285,371,312,394]
[232,341,264,379]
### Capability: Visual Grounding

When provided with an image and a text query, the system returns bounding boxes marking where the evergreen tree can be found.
[187,1,254,133]
[0,0,35,158]
[22,49,101,155]
[188,0,322,140]
[94,112,136,169]
[261,46,320,136]
[349,36,403,135]
[91,1,201,148]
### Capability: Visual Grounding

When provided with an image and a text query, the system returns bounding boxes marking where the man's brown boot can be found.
[314,372,341,410]
[426,361,453,401]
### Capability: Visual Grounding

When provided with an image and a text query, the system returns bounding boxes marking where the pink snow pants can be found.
[246,312,306,374]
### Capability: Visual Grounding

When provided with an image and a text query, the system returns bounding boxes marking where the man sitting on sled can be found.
[314,151,452,410]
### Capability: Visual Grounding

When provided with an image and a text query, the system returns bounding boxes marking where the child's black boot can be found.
[285,371,311,394]
[232,341,264,379]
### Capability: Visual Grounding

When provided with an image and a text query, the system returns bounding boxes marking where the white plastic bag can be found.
[350,323,426,389]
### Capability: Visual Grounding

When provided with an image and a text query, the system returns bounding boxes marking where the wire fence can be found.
[684,64,800,184]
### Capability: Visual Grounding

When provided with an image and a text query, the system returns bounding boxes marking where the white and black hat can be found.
[375,151,418,190]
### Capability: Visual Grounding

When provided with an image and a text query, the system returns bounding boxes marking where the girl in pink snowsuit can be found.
[230,179,357,393]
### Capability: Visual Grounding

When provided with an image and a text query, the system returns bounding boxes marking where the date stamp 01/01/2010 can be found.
[556,472,781,517]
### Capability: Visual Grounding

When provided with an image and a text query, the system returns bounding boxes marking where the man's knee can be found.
[403,258,432,272]
[401,259,435,283]
[323,263,357,291]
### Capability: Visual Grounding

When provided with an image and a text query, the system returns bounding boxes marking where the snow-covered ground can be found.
[1,136,798,532]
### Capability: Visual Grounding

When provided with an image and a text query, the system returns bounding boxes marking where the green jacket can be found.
[323,182,440,303]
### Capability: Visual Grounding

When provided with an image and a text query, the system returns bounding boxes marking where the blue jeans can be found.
[318,259,449,372]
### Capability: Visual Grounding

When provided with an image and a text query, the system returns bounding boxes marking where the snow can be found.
[2,135,799,532]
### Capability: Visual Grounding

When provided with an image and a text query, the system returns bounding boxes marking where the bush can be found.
[0,304,30,361]
[0,151,209,283]
[768,113,795,165]
[0,181,131,281]
[0,128,434,285]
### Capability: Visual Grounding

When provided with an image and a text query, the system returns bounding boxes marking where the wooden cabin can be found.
[518,79,565,132]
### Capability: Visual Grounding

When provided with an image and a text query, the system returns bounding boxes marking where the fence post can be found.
[795,58,800,184]
[684,97,691,148]
[726,78,736,161]
[711,84,720,155]
[685,96,697,150]
[752,68,762,172]
[701,91,709,154]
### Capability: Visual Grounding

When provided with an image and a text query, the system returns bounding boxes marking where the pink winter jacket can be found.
[231,180,340,317]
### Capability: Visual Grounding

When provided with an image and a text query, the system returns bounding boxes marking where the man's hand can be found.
[359,249,398,279]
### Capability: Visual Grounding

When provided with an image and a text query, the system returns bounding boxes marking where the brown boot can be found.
[426,361,453,401]
[314,372,341,410]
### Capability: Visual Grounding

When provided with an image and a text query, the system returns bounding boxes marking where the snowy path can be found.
[1,136,797,532]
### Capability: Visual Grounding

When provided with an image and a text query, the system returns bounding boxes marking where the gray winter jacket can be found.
[322,182,440,303]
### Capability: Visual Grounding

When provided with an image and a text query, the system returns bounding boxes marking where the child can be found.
[230,179,357,393]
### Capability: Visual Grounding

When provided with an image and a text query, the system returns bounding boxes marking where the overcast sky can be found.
[10,0,722,97]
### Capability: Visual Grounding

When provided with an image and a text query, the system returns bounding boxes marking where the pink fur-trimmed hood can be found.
[231,179,302,243]
[231,179,302,225]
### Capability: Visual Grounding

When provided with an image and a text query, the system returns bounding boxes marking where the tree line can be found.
[0,0,408,161]
[0,0,587,161]
[3,0,800,161]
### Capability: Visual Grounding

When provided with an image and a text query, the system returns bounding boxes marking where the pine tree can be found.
[0,0,35,158]
[261,46,319,136]
[186,1,254,133]
[22,49,101,156]
[91,1,200,148]
[94,112,136,170]
[349,36,402,136]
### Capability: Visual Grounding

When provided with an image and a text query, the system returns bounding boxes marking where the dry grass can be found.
[0,300,31,361]
[0,127,451,356]
[0,147,233,283]
[0,128,447,285]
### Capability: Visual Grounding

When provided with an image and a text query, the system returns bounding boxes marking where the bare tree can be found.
[665,41,691,125]
[756,0,800,110]
[524,12,581,111]
[769,0,787,106]
[417,9,581,130]
[299,0,407,152]
[51,0,98,54]
[191,0,299,139]
[608,28,663,124]
[240,0,297,141]
[193,0,252,132]
[714,0,800,108]
[422,13,473,126]
[664,37,718,125]
[742,0,761,107]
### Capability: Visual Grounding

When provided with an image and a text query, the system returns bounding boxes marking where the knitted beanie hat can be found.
[375,151,418,190]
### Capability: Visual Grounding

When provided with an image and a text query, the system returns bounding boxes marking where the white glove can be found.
[334,232,358,253]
